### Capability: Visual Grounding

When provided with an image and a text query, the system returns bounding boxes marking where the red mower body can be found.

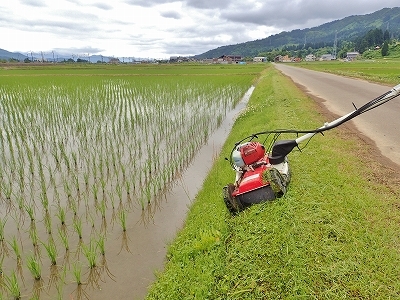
[231,155,270,198]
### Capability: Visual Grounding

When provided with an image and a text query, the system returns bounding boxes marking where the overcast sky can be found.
[1,1,398,59]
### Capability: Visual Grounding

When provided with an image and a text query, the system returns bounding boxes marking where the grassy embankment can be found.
[146,64,400,299]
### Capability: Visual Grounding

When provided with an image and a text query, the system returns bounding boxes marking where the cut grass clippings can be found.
[145,64,400,299]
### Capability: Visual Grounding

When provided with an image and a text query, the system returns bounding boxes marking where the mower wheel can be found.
[223,184,243,214]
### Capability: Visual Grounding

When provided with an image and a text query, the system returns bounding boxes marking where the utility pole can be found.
[333,31,338,59]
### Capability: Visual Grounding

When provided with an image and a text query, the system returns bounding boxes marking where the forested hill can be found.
[194,7,400,59]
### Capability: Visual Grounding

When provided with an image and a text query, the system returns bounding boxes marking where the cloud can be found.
[53,46,105,55]
[160,10,182,19]
[123,0,177,8]
[0,1,399,58]
[19,0,47,7]
[185,0,232,9]
[92,2,113,10]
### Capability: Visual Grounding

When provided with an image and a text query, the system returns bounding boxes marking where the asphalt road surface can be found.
[273,63,400,166]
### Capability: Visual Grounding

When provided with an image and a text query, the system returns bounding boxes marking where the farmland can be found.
[295,58,400,85]
[0,62,266,299]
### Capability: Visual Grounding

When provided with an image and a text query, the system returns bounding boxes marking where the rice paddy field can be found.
[0,62,266,299]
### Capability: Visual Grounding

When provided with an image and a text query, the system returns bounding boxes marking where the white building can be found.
[305,54,316,61]
[320,54,336,61]
[253,57,267,62]
[346,52,360,61]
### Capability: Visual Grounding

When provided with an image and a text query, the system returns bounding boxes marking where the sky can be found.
[0,1,399,59]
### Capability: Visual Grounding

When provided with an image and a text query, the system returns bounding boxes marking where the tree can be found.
[384,30,390,41]
[381,41,389,56]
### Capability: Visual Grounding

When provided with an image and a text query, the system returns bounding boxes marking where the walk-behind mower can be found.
[223,84,400,214]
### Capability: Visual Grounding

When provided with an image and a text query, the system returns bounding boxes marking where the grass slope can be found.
[145,65,400,299]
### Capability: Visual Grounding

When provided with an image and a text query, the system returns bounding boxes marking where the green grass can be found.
[295,59,400,85]
[145,65,400,299]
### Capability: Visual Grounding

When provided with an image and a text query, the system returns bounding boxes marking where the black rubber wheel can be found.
[223,184,243,214]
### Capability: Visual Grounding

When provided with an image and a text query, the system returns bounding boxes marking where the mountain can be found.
[0,49,118,63]
[194,7,400,59]
[0,49,28,60]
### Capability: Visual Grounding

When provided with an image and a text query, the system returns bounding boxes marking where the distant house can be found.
[253,56,267,63]
[219,55,242,63]
[275,55,292,63]
[109,57,120,64]
[305,54,316,61]
[346,52,360,61]
[320,54,336,61]
[200,58,214,64]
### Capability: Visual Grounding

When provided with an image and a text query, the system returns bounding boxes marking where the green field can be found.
[296,59,400,85]
[146,63,400,299]
[0,62,266,299]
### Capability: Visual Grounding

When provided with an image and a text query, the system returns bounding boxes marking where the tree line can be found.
[254,28,394,61]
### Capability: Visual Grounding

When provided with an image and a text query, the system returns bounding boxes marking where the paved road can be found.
[273,63,400,165]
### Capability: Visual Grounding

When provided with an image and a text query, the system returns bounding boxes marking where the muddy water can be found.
[84,86,255,300]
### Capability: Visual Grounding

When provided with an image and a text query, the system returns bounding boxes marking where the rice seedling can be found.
[9,236,22,265]
[54,265,67,300]
[41,238,58,266]
[83,171,89,190]
[0,217,8,256]
[26,253,42,280]
[58,226,69,252]
[97,234,115,281]
[24,204,36,223]
[63,178,72,200]
[15,196,25,214]
[58,227,70,266]
[72,261,83,286]
[43,210,53,235]
[73,216,83,241]
[92,183,99,203]
[3,271,21,300]
[55,205,66,228]
[40,193,50,213]
[72,261,89,300]
[69,198,79,218]
[117,210,130,254]
[81,239,98,269]
[117,210,127,232]
[0,255,4,289]
[29,226,40,257]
